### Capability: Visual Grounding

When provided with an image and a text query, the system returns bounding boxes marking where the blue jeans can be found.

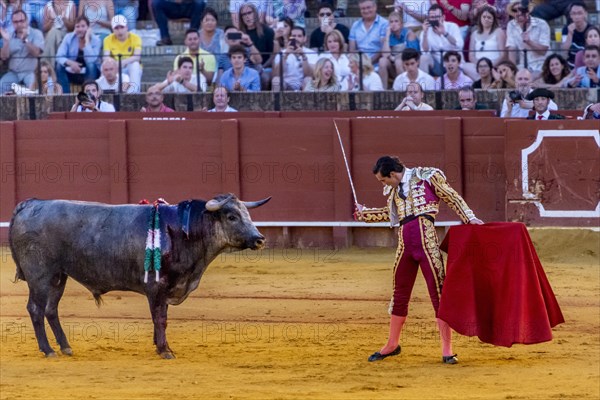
[114,0,139,31]
[151,0,205,40]
[56,62,100,93]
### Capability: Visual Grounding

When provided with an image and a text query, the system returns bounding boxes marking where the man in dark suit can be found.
[526,88,565,120]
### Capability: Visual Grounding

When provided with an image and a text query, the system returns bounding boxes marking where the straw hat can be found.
[507,0,534,19]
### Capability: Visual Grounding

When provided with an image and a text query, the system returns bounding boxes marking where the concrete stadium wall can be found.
[1,115,598,247]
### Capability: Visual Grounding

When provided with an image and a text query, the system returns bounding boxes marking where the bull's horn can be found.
[205,196,233,211]
[243,197,272,209]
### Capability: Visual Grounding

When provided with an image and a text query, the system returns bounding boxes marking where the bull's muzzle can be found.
[252,234,266,250]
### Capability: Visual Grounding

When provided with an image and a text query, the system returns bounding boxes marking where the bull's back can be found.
[10,199,150,290]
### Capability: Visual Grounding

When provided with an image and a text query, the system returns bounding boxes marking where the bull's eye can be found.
[227,215,237,222]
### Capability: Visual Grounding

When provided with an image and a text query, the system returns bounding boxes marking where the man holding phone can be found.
[272,26,318,91]
[309,2,349,52]
[173,29,217,84]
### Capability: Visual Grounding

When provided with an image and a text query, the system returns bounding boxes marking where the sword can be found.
[333,120,359,206]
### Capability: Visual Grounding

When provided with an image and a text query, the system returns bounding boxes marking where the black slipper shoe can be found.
[442,354,458,364]
[368,345,401,362]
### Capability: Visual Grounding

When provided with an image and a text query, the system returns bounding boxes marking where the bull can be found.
[9,194,270,359]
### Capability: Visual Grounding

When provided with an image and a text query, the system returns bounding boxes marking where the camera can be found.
[508,90,523,102]
[226,32,242,41]
[429,19,439,28]
[77,91,95,103]
[289,38,297,49]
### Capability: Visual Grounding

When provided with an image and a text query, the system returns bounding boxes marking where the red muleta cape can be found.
[438,222,565,347]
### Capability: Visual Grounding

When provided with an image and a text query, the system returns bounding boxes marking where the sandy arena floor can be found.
[0,229,598,400]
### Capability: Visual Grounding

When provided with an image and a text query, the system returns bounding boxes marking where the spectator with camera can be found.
[566,45,600,89]
[96,57,131,93]
[140,84,174,112]
[309,2,349,52]
[500,68,557,118]
[0,10,44,92]
[506,0,550,79]
[216,26,260,82]
[392,48,435,92]
[156,55,205,93]
[55,15,101,94]
[525,88,565,120]
[435,50,473,90]
[348,0,388,69]
[174,29,217,86]
[394,82,433,111]
[152,0,205,46]
[271,26,318,91]
[420,4,463,77]
[103,15,142,93]
[70,80,115,112]
[219,44,261,92]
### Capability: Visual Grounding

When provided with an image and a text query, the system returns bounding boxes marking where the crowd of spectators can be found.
[0,0,598,117]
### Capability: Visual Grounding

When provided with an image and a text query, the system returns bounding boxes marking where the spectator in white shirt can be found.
[500,68,557,118]
[392,48,435,91]
[208,86,238,112]
[96,57,131,93]
[506,0,550,78]
[271,26,318,91]
[155,56,205,93]
[318,29,350,83]
[394,82,433,111]
[70,80,115,112]
[420,4,463,77]
[342,52,384,91]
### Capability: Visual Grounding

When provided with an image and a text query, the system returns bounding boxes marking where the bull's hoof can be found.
[158,351,175,359]
[45,351,58,358]
[61,347,73,356]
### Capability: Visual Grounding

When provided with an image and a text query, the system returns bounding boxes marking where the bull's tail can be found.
[9,199,37,282]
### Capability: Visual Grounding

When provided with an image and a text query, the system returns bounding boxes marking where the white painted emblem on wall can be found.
[521,130,600,218]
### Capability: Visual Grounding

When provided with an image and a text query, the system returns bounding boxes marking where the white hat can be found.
[111,15,127,29]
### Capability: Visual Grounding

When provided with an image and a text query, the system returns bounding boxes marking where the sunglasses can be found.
[480,41,485,51]
[241,11,254,17]
[319,12,332,17]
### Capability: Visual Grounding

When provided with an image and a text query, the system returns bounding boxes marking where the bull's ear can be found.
[243,197,272,209]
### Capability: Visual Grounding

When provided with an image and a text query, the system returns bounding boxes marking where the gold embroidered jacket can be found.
[358,167,476,226]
